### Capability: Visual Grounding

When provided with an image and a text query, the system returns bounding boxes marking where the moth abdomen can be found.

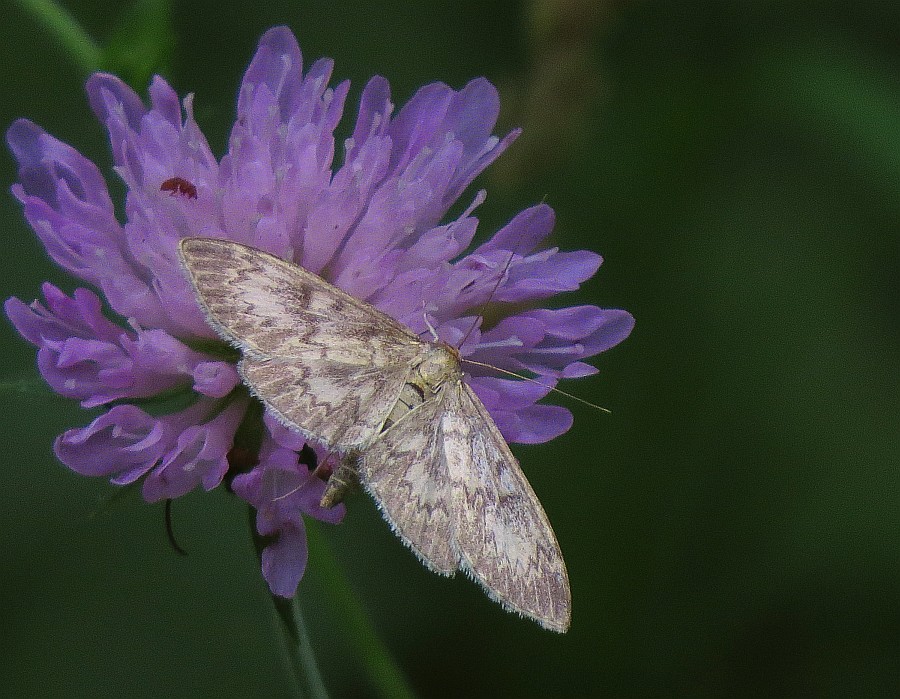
[320,455,360,508]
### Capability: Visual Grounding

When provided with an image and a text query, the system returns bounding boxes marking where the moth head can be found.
[416,343,461,389]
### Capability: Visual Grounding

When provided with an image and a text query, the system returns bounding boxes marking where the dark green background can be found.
[2,1,899,696]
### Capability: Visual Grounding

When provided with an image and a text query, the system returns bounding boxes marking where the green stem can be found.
[305,521,416,699]
[269,594,330,699]
[249,508,329,699]
[13,0,102,74]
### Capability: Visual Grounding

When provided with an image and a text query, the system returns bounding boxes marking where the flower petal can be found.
[142,397,248,501]
[492,403,574,444]
[233,432,345,597]
[6,285,239,407]
[471,306,635,378]
[261,521,309,597]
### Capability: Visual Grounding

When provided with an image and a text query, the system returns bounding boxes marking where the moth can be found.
[178,237,571,632]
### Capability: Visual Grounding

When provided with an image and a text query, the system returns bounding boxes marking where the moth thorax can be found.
[417,344,460,390]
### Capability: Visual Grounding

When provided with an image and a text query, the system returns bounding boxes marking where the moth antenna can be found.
[272,482,304,501]
[457,248,518,350]
[164,499,188,556]
[460,358,611,414]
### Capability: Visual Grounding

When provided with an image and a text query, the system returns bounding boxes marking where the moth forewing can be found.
[178,237,572,632]
[178,237,420,450]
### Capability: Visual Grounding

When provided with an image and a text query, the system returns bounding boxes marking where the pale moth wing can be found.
[358,394,459,575]
[444,382,571,632]
[239,359,412,451]
[178,237,572,632]
[178,238,421,450]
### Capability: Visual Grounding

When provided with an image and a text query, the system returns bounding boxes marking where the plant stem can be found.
[305,521,416,699]
[269,594,330,699]
[249,508,329,699]
[13,0,102,74]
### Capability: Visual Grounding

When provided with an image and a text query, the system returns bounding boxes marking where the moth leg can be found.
[327,381,423,510]
[320,453,360,508]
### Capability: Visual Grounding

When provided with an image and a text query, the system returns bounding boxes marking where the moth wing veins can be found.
[358,391,459,576]
[240,356,414,452]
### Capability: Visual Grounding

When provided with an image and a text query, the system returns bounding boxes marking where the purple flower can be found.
[6,26,633,597]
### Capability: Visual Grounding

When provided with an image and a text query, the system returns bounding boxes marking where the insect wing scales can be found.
[179,237,572,631]
[358,394,458,575]
[443,382,571,633]
[239,358,413,451]
[178,238,421,357]
[179,238,423,449]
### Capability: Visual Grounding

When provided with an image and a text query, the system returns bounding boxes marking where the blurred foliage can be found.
[101,0,175,87]
[2,0,900,696]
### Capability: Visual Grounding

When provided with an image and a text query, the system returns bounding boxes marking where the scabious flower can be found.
[6,26,634,597]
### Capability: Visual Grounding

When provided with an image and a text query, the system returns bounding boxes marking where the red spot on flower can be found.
[160,176,198,199]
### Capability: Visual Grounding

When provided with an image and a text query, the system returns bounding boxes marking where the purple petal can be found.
[387,78,519,207]
[112,329,211,401]
[349,75,392,149]
[492,404,574,444]
[7,285,238,407]
[471,306,635,378]
[192,361,241,398]
[521,307,636,358]
[87,74,148,141]
[6,284,122,346]
[7,120,130,278]
[474,203,555,257]
[467,376,572,444]
[83,72,221,335]
[495,249,602,302]
[233,434,345,596]
[560,362,599,379]
[467,375,556,410]
[224,29,350,267]
[299,114,393,271]
[6,119,206,333]
[235,439,345,529]
[441,79,520,202]
[238,26,305,123]
[261,521,309,597]
[263,411,306,452]
[56,400,226,486]
[325,78,519,288]
[398,215,479,271]
[8,119,113,211]
[142,397,248,501]
[54,404,170,482]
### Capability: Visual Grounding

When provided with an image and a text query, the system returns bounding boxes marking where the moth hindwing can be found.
[178,237,571,632]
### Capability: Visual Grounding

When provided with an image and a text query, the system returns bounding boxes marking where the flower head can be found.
[6,26,633,597]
